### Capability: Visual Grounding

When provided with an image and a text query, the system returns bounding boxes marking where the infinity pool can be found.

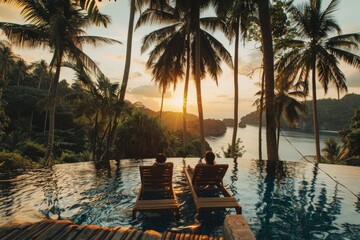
[0,158,359,239]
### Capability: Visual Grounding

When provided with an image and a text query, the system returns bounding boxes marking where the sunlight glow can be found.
[169,96,184,111]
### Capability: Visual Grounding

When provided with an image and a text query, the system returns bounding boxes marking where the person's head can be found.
[156,153,167,163]
[204,151,215,165]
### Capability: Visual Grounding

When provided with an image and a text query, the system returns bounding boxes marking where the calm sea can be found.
[206,125,341,161]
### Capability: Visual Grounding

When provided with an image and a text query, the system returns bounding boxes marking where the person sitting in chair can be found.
[188,151,216,173]
[204,151,215,165]
[153,153,172,166]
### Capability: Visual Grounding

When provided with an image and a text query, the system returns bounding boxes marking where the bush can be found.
[220,138,246,158]
[21,141,46,162]
[346,156,360,166]
[59,151,80,163]
[0,151,35,170]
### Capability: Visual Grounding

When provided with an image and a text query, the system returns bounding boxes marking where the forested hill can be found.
[146,110,227,137]
[241,93,360,132]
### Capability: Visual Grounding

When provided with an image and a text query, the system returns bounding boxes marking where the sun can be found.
[170,96,184,111]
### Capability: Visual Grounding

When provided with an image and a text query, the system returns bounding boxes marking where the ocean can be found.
[206,125,342,162]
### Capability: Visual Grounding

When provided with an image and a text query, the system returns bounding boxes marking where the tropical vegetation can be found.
[0,0,359,170]
[275,0,360,161]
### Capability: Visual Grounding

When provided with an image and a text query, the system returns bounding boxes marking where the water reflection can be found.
[0,159,359,239]
[253,161,354,239]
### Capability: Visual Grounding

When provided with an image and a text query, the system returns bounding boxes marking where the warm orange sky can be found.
[1,0,359,119]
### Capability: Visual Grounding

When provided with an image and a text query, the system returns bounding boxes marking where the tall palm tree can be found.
[119,0,165,105]
[257,0,278,160]
[0,0,120,164]
[138,0,232,154]
[276,0,360,161]
[213,0,254,158]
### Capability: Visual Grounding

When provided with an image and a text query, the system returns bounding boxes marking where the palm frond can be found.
[141,24,180,53]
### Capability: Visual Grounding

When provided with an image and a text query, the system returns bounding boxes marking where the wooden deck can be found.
[0,219,224,240]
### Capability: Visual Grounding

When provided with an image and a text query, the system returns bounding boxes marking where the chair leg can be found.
[235,206,242,214]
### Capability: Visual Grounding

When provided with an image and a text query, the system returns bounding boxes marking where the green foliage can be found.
[20,140,46,163]
[115,110,177,159]
[220,138,246,158]
[177,139,212,158]
[0,151,35,170]
[338,107,360,166]
[242,94,360,131]
[321,138,341,164]
[345,156,360,166]
[58,151,80,164]
[343,128,360,158]
[0,100,9,133]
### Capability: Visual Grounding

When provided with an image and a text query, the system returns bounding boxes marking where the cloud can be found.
[128,85,172,98]
[346,71,360,88]
[129,72,143,80]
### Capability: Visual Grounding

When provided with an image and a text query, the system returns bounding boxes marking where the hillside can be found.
[241,93,360,131]
[146,110,227,137]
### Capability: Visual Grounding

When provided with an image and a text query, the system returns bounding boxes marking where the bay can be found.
[206,125,342,162]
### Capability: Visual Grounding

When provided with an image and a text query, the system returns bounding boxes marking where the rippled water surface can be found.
[1,158,359,239]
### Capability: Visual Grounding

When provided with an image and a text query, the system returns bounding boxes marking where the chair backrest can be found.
[192,164,228,186]
[140,163,173,186]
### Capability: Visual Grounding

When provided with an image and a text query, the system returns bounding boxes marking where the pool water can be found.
[0,158,359,239]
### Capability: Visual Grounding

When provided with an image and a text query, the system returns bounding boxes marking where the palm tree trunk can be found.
[257,0,278,161]
[105,115,112,165]
[231,19,240,159]
[119,0,135,105]
[106,0,136,154]
[45,61,61,165]
[276,123,280,153]
[29,110,33,138]
[43,111,48,133]
[93,113,98,162]
[159,86,165,119]
[182,34,191,148]
[312,60,321,162]
[194,2,206,156]
[259,70,265,160]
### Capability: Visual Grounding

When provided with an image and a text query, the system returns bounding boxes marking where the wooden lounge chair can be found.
[184,164,241,217]
[133,163,179,217]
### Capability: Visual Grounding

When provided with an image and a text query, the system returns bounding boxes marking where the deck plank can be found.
[35,219,73,240]
[102,226,121,240]
[109,227,129,240]
[5,219,53,240]
[52,225,79,240]
[62,224,88,240]
[74,224,102,240]
[92,228,112,240]
[0,220,224,240]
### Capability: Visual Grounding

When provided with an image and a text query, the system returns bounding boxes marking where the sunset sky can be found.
[1,0,359,119]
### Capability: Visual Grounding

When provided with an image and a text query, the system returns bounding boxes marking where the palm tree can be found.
[0,41,16,90]
[321,137,341,163]
[214,0,254,158]
[71,65,123,165]
[0,0,120,164]
[274,77,307,152]
[276,0,360,161]
[118,0,165,105]
[31,60,50,90]
[15,59,28,86]
[257,0,278,160]
[138,0,232,154]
